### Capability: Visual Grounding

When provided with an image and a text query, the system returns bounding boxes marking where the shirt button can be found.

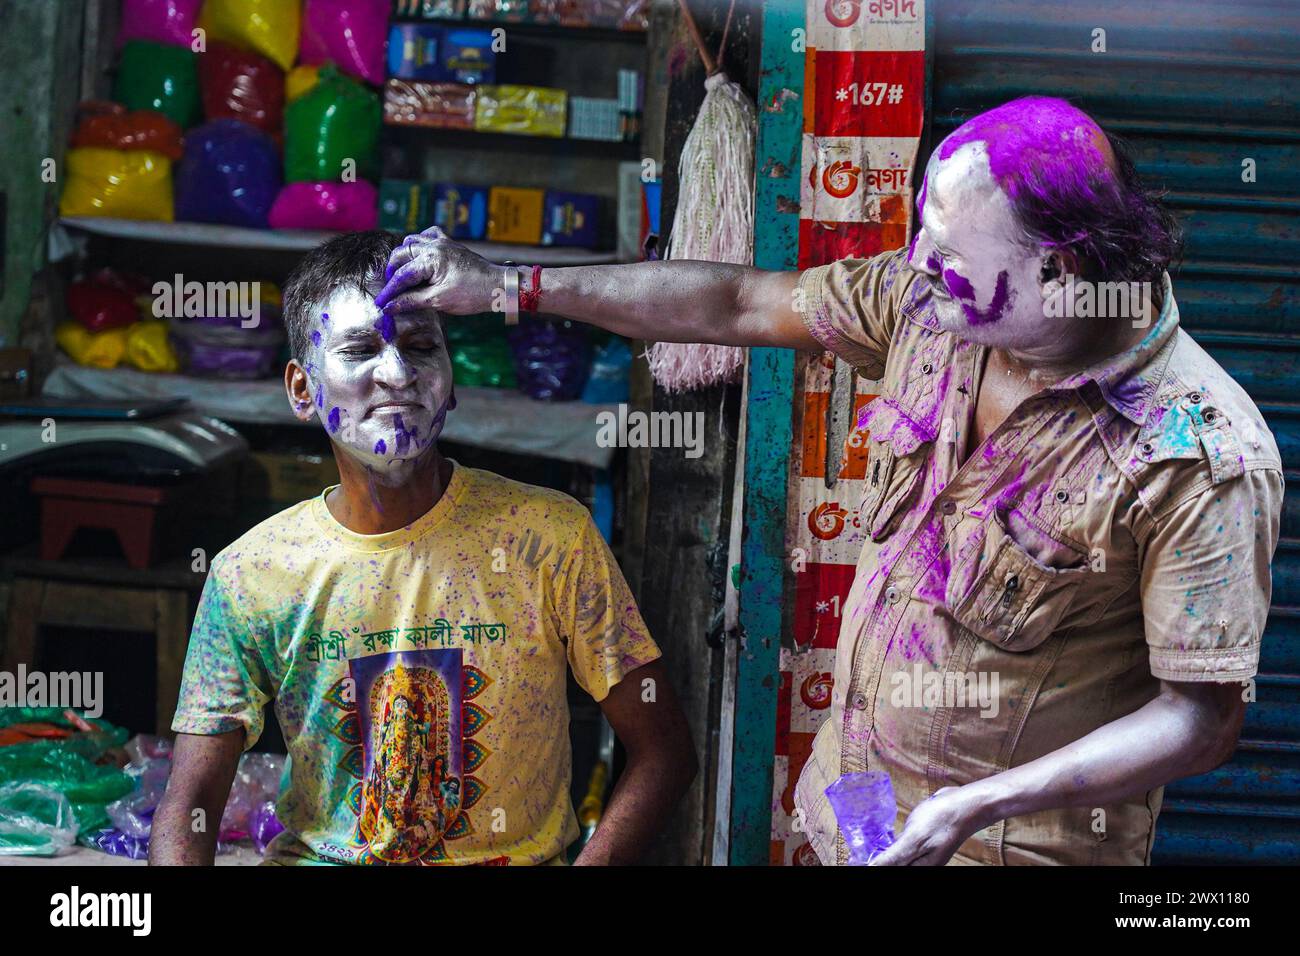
[885,586,901,604]
[852,692,869,710]
[1188,391,1202,404]
[1055,489,1069,503]
[940,499,957,515]
[922,362,933,375]
[1203,409,1218,424]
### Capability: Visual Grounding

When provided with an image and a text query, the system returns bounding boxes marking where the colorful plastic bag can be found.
[113,41,201,128]
[67,275,139,333]
[175,119,282,228]
[198,41,285,135]
[284,65,381,182]
[59,148,174,221]
[198,0,302,71]
[126,320,182,372]
[117,0,203,48]
[286,64,322,101]
[299,0,391,86]
[268,180,379,231]
[70,102,184,160]
[56,321,130,368]
[0,783,79,856]
[508,318,591,401]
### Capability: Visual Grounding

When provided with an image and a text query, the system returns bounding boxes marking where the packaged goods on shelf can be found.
[175,120,282,229]
[488,186,545,244]
[117,0,203,49]
[300,0,390,87]
[467,0,530,22]
[70,102,183,160]
[268,180,379,231]
[284,66,381,182]
[542,190,601,247]
[114,41,201,128]
[384,79,477,128]
[394,0,466,17]
[440,28,496,84]
[387,23,443,81]
[567,97,621,141]
[197,41,286,136]
[59,148,174,221]
[474,85,567,138]
[199,0,301,72]
[432,184,490,239]
[379,180,432,232]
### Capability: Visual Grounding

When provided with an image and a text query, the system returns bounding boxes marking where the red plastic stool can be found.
[32,477,169,570]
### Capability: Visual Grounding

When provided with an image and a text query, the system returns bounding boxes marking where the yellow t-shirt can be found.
[172,462,660,865]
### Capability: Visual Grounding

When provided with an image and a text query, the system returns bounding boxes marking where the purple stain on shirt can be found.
[374,313,396,343]
[327,406,341,433]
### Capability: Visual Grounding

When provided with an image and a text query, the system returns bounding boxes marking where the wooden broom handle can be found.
[677,0,718,75]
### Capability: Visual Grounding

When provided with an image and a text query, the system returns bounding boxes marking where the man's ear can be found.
[285,360,317,422]
[1039,249,1083,286]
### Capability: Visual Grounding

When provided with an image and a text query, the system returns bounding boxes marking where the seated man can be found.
[150,231,695,866]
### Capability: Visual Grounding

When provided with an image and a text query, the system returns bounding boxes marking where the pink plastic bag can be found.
[299,0,390,87]
[268,180,379,231]
[117,0,203,48]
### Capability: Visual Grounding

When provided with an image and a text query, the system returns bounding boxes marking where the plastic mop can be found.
[648,0,756,392]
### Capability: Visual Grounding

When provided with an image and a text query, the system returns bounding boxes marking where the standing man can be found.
[375,96,1282,865]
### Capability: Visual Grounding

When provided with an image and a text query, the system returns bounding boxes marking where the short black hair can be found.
[283,230,403,362]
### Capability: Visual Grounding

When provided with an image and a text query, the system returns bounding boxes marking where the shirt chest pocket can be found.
[945,512,1090,652]
[857,397,929,542]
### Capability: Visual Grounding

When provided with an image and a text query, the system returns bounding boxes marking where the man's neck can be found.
[997,281,1161,388]
[326,448,453,534]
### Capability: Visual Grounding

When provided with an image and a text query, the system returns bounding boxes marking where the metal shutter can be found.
[925,0,1300,864]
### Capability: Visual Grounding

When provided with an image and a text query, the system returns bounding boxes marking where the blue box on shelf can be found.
[433,184,489,239]
[440,29,496,84]
[542,190,600,248]
[388,24,444,81]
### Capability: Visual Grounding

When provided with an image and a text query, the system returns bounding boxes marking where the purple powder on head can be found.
[374,438,387,454]
[327,406,341,432]
[374,313,396,343]
[937,95,1110,201]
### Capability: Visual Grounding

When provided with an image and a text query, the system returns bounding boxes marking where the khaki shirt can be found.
[792,249,1283,865]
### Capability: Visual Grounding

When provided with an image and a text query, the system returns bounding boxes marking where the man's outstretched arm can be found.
[373,227,817,351]
[575,659,697,865]
[149,730,243,865]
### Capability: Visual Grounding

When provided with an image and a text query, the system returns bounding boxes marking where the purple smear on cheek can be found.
[311,329,322,347]
[944,268,1014,326]
[374,438,387,455]
[374,313,396,343]
[924,251,942,273]
[327,406,341,433]
[316,386,325,409]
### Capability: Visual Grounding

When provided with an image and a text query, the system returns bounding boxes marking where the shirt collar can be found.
[1048,272,1180,426]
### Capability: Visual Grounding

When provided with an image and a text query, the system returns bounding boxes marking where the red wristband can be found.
[519,265,543,313]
